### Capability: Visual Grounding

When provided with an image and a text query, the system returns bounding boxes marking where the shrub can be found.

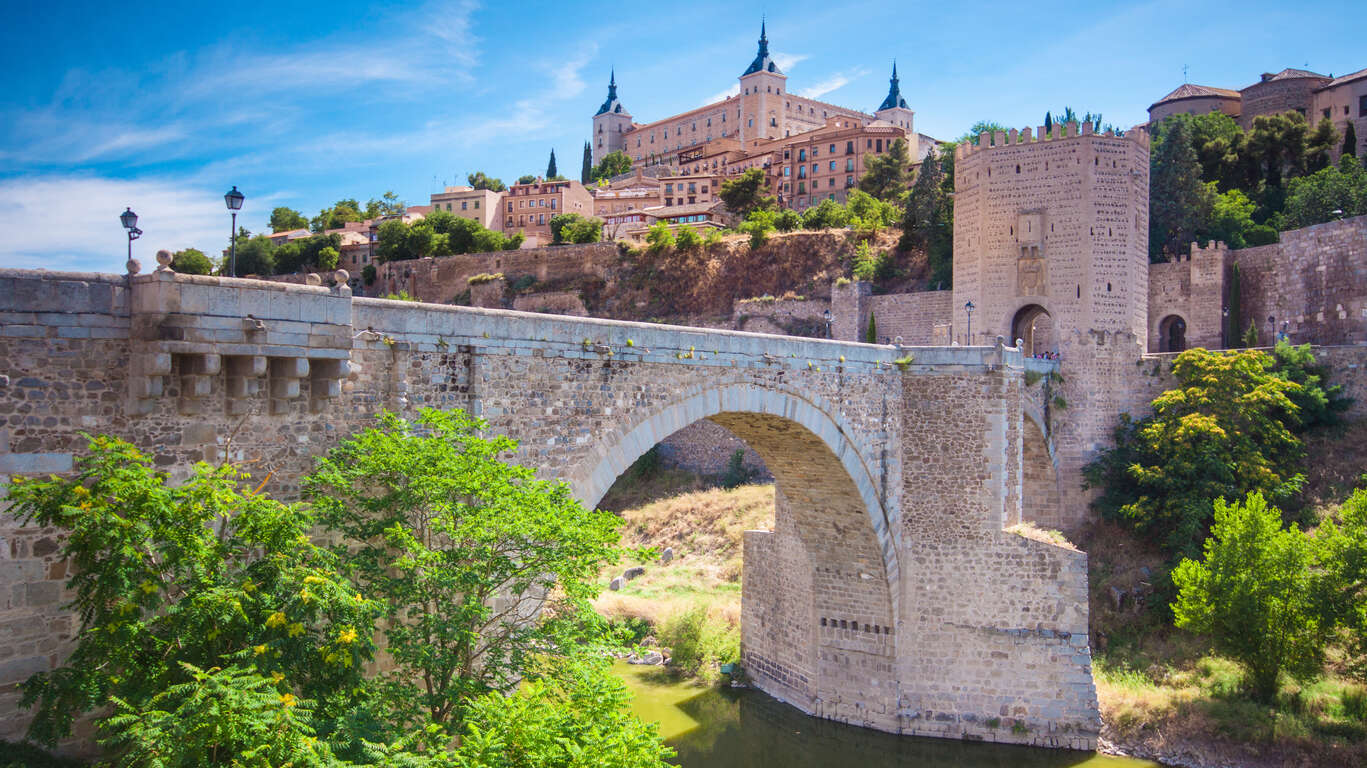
[315,246,339,271]
[703,228,724,247]
[719,449,752,489]
[674,225,702,251]
[774,208,803,232]
[645,221,675,254]
[467,272,505,285]
[170,248,213,275]
[851,240,891,282]
[659,606,739,681]
[1172,492,1328,702]
[361,263,376,285]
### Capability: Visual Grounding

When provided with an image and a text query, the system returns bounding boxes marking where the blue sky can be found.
[2,0,1362,272]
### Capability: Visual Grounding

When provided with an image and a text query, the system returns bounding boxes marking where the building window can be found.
[876,139,883,152]
[798,167,806,179]
[666,197,673,206]
[783,167,790,176]
[538,214,544,224]
[828,178,835,188]
[798,182,806,194]
[507,202,512,212]
[813,147,819,158]
[747,118,753,127]
[1360,95,1367,117]
[829,161,836,171]
[845,159,854,172]
[798,149,806,161]
[461,201,468,210]
[846,175,854,187]
[550,199,556,210]
[474,201,479,209]
[665,183,673,194]
[867,139,872,149]
[846,141,854,154]
[829,144,836,153]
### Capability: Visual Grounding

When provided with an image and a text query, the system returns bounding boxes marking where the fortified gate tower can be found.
[952,123,1152,528]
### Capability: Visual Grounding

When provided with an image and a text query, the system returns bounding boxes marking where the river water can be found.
[614,662,1157,768]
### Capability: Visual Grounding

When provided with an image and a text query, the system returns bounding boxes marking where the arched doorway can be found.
[1159,314,1186,352]
[1011,304,1054,357]
[571,384,898,728]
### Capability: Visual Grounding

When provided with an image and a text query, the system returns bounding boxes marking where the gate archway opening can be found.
[1159,314,1186,352]
[1012,304,1054,357]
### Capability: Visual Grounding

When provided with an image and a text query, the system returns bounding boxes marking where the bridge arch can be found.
[566,382,898,593]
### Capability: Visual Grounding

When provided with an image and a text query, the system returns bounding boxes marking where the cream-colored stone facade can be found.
[591,22,927,211]
[429,186,501,230]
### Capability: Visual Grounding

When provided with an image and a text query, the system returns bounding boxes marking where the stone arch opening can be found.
[1012,304,1054,357]
[1159,314,1187,352]
[569,384,897,720]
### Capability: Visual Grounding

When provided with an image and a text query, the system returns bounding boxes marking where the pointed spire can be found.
[743,17,781,76]
[596,69,626,116]
[878,59,908,112]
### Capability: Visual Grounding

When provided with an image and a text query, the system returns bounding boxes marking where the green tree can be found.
[851,240,891,282]
[1345,121,1358,158]
[1305,116,1340,174]
[718,168,774,217]
[303,409,623,730]
[801,197,848,230]
[1149,116,1214,261]
[364,191,406,220]
[546,149,558,179]
[170,248,212,275]
[900,146,955,286]
[1083,348,1306,558]
[1186,112,1253,192]
[591,150,633,182]
[374,219,413,263]
[1281,154,1367,229]
[845,188,898,229]
[1243,319,1259,348]
[1172,492,1327,702]
[957,120,1008,144]
[233,234,277,276]
[857,137,910,202]
[1315,488,1367,680]
[362,264,377,286]
[1247,111,1310,191]
[1270,340,1352,430]
[738,209,776,249]
[581,142,593,184]
[316,246,339,271]
[644,221,675,254]
[468,172,507,192]
[3,436,376,748]
[773,208,803,232]
[310,199,364,233]
[674,225,702,250]
[269,207,310,233]
[1203,185,1257,248]
[865,312,877,344]
[453,658,673,768]
[517,174,538,185]
[550,213,583,245]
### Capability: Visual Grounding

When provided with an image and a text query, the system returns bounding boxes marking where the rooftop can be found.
[1151,83,1241,108]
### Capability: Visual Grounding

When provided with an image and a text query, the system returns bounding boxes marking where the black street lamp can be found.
[964,300,975,345]
[822,308,832,339]
[120,207,142,265]
[225,186,245,276]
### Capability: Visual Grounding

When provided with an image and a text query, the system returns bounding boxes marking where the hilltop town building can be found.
[430,186,501,230]
[1150,65,1367,157]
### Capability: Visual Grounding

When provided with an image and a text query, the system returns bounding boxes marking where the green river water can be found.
[613,662,1158,768]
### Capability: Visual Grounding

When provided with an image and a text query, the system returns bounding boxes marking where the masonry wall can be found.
[1147,244,1225,352]
[0,269,1096,753]
[1229,215,1367,347]
[866,291,952,345]
[370,242,619,304]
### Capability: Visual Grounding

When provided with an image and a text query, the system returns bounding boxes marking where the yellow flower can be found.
[241,580,256,594]
[337,628,357,644]
[288,622,305,638]
[206,628,221,640]
[271,671,285,683]
[139,580,157,595]
[279,693,296,708]
[303,575,324,585]
[265,611,287,629]
[72,485,89,497]
[352,593,364,603]
[253,644,268,656]
[299,588,314,604]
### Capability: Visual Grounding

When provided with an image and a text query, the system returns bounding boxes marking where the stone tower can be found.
[951,123,1152,529]
[738,20,788,145]
[873,61,915,133]
[592,70,632,165]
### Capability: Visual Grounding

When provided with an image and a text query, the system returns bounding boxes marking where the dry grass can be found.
[1005,521,1078,550]
[595,483,774,630]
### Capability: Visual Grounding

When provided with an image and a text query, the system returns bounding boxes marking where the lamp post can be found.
[964,300,975,345]
[120,207,142,265]
[1221,306,1229,348]
[822,308,832,339]
[224,186,245,276]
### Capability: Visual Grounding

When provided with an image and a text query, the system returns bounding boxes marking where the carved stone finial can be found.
[305,273,323,286]
[155,250,174,271]
[333,269,350,285]
[126,259,142,275]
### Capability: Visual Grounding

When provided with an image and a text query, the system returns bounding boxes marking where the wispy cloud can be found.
[702,84,740,106]
[0,174,273,271]
[772,52,809,72]
[798,68,868,100]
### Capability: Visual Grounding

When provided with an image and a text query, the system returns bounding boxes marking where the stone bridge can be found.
[0,267,1098,750]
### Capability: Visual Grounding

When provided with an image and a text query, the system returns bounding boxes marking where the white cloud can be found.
[798,68,869,100]
[0,175,279,272]
[772,52,809,72]
[702,84,740,106]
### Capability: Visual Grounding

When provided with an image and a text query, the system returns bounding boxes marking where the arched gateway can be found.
[0,269,1100,750]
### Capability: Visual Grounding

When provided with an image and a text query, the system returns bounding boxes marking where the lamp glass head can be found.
[120,208,138,230]
[224,186,245,211]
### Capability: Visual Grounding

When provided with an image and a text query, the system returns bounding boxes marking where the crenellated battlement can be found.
[955,121,1150,161]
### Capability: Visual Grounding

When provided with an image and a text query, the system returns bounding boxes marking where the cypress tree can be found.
[1345,122,1358,158]
[1242,319,1259,349]
[581,142,593,184]
[546,149,558,179]
[1044,112,1053,134]
[865,313,878,344]
[1149,117,1212,261]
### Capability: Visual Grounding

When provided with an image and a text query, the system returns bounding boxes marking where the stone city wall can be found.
[655,420,770,480]
[733,296,830,338]
[1228,215,1367,348]
[368,241,619,303]
[867,290,953,345]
